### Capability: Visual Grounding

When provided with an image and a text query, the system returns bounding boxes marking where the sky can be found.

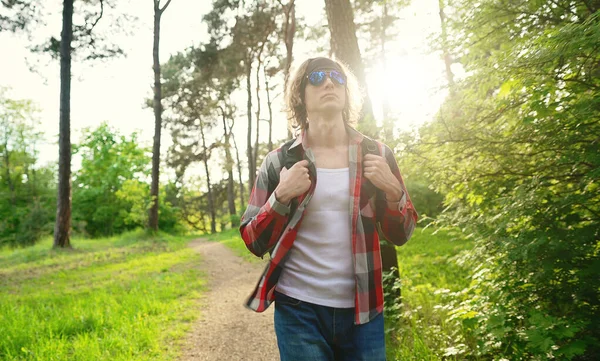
[0,0,448,183]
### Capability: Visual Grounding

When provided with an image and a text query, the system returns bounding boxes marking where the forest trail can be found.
[179,239,278,361]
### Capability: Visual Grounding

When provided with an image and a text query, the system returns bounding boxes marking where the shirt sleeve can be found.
[377,145,418,246]
[239,152,291,257]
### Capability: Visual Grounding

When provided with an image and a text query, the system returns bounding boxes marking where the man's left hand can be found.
[363,154,403,201]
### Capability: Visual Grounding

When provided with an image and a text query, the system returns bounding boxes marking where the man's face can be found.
[304,69,347,117]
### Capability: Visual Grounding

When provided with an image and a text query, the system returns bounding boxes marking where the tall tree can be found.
[205,1,279,191]
[219,106,237,227]
[12,0,129,248]
[198,118,216,233]
[354,0,410,141]
[54,0,74,248]
[324,0,374,123]
[438,0,455,92]
[277,0,296,139]
[149,0,174,232]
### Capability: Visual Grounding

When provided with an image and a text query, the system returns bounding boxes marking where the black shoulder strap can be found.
[361,135,381,156]
[282,138,301,170]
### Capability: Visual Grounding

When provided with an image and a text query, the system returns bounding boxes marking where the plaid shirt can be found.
[239,126,418,325]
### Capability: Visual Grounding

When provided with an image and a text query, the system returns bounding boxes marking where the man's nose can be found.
[323,76,335,88]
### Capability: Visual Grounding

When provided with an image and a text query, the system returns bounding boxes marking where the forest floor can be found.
[178,238,279,361]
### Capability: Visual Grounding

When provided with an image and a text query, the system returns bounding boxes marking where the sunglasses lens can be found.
[308,71,326,86]
[329,71,346,85]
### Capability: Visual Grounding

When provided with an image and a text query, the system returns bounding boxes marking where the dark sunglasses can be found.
[306,70,347,86]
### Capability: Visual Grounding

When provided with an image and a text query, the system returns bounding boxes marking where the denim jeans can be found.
[273,291,386,361]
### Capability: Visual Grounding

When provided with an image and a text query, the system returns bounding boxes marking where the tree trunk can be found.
[282,0,296,140]
[264,66,274,152]
[2,137,16,206]
[199,121,216,233]
[324,0,373,122]
[231,121,245,211]
[221,109,237,227]
[245,59,255,192]
[149,1,161,232]
[149,0,173,232]
[54,0,73,249]
[380,1,393,143]
[254,59,262,173]
[439,0,455,92]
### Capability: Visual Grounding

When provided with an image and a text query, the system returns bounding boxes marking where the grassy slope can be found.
[0,230,206,361]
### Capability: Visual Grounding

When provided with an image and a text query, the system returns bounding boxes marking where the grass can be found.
[0,229,206,361]
[206,228,266,264]
[386,227,475,360]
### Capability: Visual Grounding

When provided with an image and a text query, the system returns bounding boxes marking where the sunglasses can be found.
[306,70,347,86]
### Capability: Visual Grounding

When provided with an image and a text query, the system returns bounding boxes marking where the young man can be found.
[239,57,418,360]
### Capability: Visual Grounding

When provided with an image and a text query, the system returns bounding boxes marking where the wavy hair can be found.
[284,58,363,135]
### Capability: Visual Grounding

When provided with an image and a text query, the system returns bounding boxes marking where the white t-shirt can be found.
[276,167,355,308]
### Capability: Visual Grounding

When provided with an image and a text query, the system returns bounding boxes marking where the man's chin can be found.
[319,104,344,115]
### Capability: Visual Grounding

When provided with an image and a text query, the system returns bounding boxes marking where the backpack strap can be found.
[361,135,384,197]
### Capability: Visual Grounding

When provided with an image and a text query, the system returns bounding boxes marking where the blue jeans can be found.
[273,291,386,361]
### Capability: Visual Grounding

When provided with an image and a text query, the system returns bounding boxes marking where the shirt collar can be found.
[288,124,366,152]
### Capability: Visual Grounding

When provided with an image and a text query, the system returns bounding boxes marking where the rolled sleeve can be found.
[386,190,408,215]
[267,192,291,217]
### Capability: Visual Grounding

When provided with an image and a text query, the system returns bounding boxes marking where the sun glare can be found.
[367,55,447,132]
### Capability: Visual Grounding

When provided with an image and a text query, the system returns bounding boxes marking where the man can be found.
[239,57,418,360]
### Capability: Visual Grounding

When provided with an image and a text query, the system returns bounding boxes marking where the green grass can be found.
[386,227,475,360]
[206,228,266,264]
[0,229,206,361]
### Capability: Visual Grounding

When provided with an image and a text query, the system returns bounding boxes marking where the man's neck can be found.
[306,115,348,149]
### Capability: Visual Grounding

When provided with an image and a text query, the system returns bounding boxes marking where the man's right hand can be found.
[274,160,311,205]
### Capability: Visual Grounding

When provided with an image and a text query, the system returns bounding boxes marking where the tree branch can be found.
[90,0,104,32]
[160,0,174,14]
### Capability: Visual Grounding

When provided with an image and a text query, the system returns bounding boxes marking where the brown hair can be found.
[284,57,363,135]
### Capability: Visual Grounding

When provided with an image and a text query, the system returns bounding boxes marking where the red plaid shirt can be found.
[239,126,418,324]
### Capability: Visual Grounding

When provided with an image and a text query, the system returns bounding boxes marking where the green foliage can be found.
[0,230,205,360]
[0,89,56,247]
[405,2,600,359]
[385,227,475,360]
[72,123,182,237]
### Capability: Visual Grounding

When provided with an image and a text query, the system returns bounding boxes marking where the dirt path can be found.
[179,239,279,361]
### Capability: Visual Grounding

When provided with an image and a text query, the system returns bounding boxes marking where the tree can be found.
[438,0,454,92]
[204,0,281,191]
[277,0,296,139]
[324,0,374,123]
[353,0,410,141]
[2,0,131,247]
[72,123,150,237]
[218,105,238,227]
[149,0,174,232]
[408,1,600,358]
[54,0,75,248]
[0,89,55,247]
